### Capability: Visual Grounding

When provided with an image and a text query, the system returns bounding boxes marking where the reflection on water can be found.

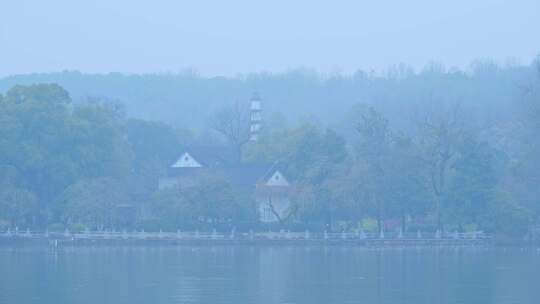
[0,246,539,304]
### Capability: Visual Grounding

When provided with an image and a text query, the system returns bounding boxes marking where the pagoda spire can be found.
[249,92,262,141]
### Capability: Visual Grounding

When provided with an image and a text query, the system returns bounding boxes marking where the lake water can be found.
[0,245,539,304]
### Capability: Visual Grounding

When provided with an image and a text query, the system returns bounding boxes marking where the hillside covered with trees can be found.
[0,60,539,236]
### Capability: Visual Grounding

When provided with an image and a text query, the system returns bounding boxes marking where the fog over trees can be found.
[0,59,539,236]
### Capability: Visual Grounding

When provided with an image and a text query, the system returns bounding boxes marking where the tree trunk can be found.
[233,143,243,164]
[377,198,382,234]
[267,196,283,224]
[401,213,407,233]
[327,203,333,230]
[435,195,443,232]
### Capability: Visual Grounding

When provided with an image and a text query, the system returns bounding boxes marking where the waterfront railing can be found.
[0,228,490,243]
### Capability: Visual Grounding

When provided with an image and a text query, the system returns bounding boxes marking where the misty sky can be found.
[1,0,539,77]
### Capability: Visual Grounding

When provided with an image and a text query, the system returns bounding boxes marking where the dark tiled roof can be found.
[221,164,272,188]
[168,163,288,188]
[258,162,288,183]
[168,146,290,188]
[167,166,206,177]
[167,164,271,187]
[174,145,236,167]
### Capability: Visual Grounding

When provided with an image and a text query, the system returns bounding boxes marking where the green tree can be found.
[126,119,183,170]
[125,119,185,207]
[3,84,71,105]
[60,177,128,229]
[384,135,431,232]
[353,104,394,233]
[443,137,498,231]
[0,183,37,228]
[245,124,347,226]
[0,84,132,226]
[286,126,347,225]
[509,61,540,227]
[416,104,464,231]
[150,173,255,228]
[148,188,195,229]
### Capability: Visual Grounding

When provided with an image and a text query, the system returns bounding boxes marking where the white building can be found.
[159,146,292,223]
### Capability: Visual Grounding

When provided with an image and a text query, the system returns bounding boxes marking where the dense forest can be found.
[0,59,539,236]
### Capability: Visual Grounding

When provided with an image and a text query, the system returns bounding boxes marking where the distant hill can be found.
[1,62,536,133]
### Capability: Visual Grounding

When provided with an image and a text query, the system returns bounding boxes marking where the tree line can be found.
[0,66,539,235]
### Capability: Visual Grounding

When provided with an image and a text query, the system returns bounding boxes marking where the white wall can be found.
[158,177,179,190]
[265,171,289,187]
[171,152,202,168]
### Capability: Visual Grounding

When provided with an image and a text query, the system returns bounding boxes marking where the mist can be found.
[1,2,540,304]
[1,0,539,76]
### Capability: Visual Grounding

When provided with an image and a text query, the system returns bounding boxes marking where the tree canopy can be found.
[1,72,539,237]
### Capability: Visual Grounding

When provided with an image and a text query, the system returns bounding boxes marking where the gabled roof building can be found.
[159,94,292,223]
[159,148,292,223]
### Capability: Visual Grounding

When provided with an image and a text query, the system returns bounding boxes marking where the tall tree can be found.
[513,60,540,222]
[416,103,464,231]
[384,135,430,232]
[354,104,394,233]
[125,119,184,205]
[444,136,498,231]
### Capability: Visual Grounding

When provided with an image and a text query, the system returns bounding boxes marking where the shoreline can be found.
[0,232,497,247]
[1,231,536,247]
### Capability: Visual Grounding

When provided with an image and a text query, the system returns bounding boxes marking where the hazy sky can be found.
[1,0,539,77]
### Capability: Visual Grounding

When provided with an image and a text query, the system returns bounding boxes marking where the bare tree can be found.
[266,195,296,224]
[212,100,251,163]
